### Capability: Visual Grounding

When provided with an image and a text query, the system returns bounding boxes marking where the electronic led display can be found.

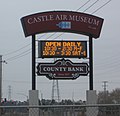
[38,41,87,58]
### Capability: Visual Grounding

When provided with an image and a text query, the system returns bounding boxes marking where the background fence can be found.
[0,104,120,116]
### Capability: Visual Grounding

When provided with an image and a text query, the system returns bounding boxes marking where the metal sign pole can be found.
[32,35,36,90]
[89,36,93,90]
[0,55,2,116]
[29,35,40,116]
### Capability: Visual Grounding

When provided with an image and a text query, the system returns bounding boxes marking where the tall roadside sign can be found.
[21,11,104,90]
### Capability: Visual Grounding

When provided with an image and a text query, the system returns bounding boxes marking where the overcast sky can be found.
[0,0,120,101]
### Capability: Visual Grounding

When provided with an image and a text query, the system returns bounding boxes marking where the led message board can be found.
[38,41,87,58]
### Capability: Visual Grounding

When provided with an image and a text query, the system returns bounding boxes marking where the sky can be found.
[0,0,120,101]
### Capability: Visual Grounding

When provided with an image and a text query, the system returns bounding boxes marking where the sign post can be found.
[89,36,93,90]
[29,35,40,116]
[32,35,36,90]
[0,55,2,116]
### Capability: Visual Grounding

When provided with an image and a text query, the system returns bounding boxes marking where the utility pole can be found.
[102,81,108,103]
[51,58,60,103]
[8,85,12,101]
[51,80,60,103]
[0,55,7,103]
[102,81,108,92]
[0,56,7,115]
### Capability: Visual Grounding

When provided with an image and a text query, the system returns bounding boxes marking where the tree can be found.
[97,88,120,116]
[110,88,120,104]
[98,88,120,104]
[97,90,110,104]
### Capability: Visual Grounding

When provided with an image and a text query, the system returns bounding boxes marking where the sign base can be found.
[29,90,39,116]
[86,90,98,116]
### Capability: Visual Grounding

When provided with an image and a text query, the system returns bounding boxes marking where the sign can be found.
[21,11,104,38]
[37,59,89,80]
[38,41,87,58]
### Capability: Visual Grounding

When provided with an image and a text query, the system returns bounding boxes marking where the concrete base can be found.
[29,90,39,116]
[86,90,98,116]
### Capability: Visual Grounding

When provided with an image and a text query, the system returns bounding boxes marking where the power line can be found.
[39,0,92,41]
[3,79,120,85]
[92,0,112,14]
[3,1,89,60]
[76,0,91,11]
[3,33,56,61]
[5,49,31,61]
[83,0,100,12]
[52,33,64,40]
[3,43,31,56]
[9,51,31,62]
[46,32,57,40]
[42,0,100,41]
[4,0,112,62]
[37,0,92,41]
[43,0,111,41]
[37,33,47,40]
